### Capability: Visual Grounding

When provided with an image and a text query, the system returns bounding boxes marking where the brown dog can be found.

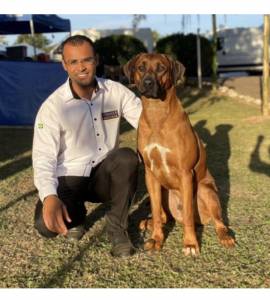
[123,53,235,256]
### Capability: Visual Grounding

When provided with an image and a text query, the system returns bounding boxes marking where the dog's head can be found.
[123,53,185,100]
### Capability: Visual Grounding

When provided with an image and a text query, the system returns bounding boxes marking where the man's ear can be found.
[62,59,67,72]
[123,53,142,84]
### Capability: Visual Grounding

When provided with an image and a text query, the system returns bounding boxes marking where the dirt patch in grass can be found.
[242,115,270,124]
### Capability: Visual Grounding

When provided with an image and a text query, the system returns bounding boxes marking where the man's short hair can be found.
[61,35,96,56]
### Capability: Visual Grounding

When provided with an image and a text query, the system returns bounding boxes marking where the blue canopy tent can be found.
[0,14,71,35]
[0,14,70,125]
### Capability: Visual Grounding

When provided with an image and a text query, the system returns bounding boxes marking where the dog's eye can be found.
[138,65,146,72]
[157,65,166,72]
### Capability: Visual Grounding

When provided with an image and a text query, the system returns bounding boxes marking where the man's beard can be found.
[74,77,94,88]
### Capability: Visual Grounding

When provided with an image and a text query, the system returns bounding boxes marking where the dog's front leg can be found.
[144,167,164,251]
[181,170,200,256]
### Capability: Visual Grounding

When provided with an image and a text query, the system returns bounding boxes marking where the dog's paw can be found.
[139,219,153,232]
[182,245,200,257]
[220,237,235,248]
[144,238,163,252]
[216,227,235,248]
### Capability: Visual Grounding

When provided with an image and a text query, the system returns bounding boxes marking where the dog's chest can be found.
[143,143,171,174]
[141,141,179,188]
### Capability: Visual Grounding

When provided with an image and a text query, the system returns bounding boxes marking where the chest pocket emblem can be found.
[102,110,119,120]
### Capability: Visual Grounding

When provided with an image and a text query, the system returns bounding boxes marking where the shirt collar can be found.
[63,77,105,102]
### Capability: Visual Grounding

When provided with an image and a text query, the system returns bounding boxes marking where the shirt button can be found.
[99,148,102,151]
[92,160,95,164]
[94,118,97,121]
[97,133,100,136]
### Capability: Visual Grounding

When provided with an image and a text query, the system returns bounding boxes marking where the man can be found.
[32,35,142,257]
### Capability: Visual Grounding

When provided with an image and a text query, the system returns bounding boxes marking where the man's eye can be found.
[70,60,77,65]
[84,57,95,64]
[138,65,146,72]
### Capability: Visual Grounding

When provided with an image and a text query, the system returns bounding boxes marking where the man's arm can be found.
[32,102,71,235]
[118,83,142,129]
[32,102,60,201]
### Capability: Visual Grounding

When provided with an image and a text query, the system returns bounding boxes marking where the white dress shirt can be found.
[32,77,142,202]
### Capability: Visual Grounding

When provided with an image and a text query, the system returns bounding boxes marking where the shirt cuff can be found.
[38,185,58,202]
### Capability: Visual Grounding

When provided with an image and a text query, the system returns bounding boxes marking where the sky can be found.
[60,14,264,36]
[1,14,265,47]
[1,1,268,46]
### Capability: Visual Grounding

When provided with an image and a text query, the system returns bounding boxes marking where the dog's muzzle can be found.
[143,77,155,89]
[139,75,164,99]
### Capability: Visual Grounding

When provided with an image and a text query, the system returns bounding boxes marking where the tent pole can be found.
[30,17,37,58]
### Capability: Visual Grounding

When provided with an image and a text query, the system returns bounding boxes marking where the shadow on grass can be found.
[0,189,37,213]
[0,128,33,162]
[0,155,32,181]
[0,127,33,180]
[194,120,233,227]
[249,135,270,177]
[84,203,106,231]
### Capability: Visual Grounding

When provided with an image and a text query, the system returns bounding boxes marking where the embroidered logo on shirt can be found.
[102,110,119,120]
[38,123,44,129]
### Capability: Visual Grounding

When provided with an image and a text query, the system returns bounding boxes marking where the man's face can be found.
[62,42,97,88]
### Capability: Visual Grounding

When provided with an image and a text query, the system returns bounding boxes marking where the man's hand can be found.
[42,195,72,235]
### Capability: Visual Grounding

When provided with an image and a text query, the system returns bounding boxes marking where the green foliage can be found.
[15,34,51,51]
[94,34,147,66]
[155,33,213,77]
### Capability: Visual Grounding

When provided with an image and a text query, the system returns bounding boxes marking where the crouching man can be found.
[32,35,142,257]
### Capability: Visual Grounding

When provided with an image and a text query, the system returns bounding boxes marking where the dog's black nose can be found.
[143,78,154,88]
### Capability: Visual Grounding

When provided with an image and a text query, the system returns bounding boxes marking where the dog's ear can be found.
[164,55,185,85]
[173,60,185,85]
[123,53,142,84]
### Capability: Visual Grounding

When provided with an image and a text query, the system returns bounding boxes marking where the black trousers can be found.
[34,147,139,238]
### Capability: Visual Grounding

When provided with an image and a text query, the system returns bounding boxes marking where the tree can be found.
[14,33,51,52]
[262,15,270,116]
[132,15,146,31]
[155,33,213,77]
[95,34,147,66]
[94,34,147,77]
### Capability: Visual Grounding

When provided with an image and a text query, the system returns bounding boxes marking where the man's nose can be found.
[77,61,87,70]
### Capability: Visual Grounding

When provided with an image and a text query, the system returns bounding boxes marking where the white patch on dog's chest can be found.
[143,143,171,173]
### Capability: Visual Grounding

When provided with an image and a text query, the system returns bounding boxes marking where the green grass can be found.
[0,87,270,288]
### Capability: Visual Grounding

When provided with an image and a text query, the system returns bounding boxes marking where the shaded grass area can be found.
[0,88,270,287]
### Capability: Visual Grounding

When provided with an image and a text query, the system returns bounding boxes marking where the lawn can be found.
[0,86,270,288]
